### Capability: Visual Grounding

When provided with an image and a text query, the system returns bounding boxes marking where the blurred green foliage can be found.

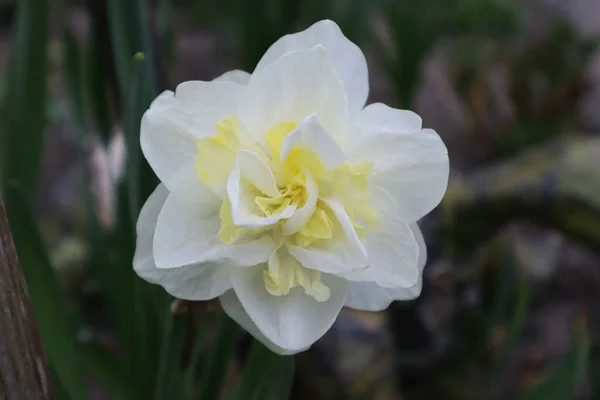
[0,0,598,399]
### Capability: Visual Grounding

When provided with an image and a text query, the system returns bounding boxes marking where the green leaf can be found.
[107,5,164,394]
[79,342,138,400]
[234,340,295,400]
[107,0,156,96]
[517,318,589,400]
[198,312,241,400]
[62,26,146,400]
[157,0,176,74]
[123,53,155,222]
[108,0,159,218]
[184,312,214,399]
[154,307,187,400]
[1,1,87,398]
[86,0,116,144]
[1,0,49,195]
[382,0,456,107]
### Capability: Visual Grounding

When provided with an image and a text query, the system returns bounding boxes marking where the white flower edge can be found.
[344,223,427,311]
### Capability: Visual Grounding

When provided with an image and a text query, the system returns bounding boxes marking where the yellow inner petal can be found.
[264,248,331,302]
[295,205,333,247]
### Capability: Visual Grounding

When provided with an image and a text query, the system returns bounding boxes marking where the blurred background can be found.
[1,0,600,399]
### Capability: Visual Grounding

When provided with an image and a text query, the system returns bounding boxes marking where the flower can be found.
[133,20,448,355]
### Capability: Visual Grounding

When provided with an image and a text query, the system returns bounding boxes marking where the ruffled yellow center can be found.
[195,116,380,301]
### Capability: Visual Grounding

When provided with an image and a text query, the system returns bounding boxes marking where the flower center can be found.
[194,116,380,301]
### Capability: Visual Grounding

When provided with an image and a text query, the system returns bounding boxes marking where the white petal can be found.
[348,105,448,223]
[240,46,349,144]
[229,266,348,351]
[344,282,418,311]
[282,171,318,235]
[344,223,427,311]
[411,222,428,271]
[133,183,232,300]
[254,20,368,115]
[153,169,277,269]
[140,91,196,190]
[285,200,368,275]
[236,150,279,197]
[174,80,244,115]
[214,70,251,85]
[281,114,345,169]
[220,290,308,355]
[286,242,365,275]
[321,198,367,258]
[141,81,244,190]
[343,186,419,288]
[227,151,296,229]
[356,103,423,134]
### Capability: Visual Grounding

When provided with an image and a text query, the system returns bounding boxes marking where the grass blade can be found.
[1,0,49,195]
[184,312,214,399]
[108,0,158,217]
[153,305,187,400]
[79,342,138,400]
[123,53,152,223]
[86,0,117,143]
[234,340,295,400]
[108,0,156,96]
[197,312,240,400]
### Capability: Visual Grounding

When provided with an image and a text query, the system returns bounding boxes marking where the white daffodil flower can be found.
[134,20,449,355]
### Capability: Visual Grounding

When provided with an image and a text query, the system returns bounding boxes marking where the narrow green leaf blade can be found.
[234,340,295,400]
[107,0,157,96]
[1,0,49,195]
[198,313,240,400]
[79,342,138,400]
[153,306,187,400]
[184,312,214,400]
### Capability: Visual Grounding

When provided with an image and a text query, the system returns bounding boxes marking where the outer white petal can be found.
[254,19,368,115]
[343,187,419,288]
[281,113,345,169]
[348,105,448,223]
[344,223,427,311]
[220,290,308,355]
[355,103,423,134]
[140,92,196,191]
[174,80,244,114]
[133,183,232,300]
[240,46,349,144]
[214,70,251,85]
[141,81,244,190]
[153,169,277,269]
[227,151,296,229]
[229,266,348,351]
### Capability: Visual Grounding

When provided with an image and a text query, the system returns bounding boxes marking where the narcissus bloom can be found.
[134,20,448,354]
